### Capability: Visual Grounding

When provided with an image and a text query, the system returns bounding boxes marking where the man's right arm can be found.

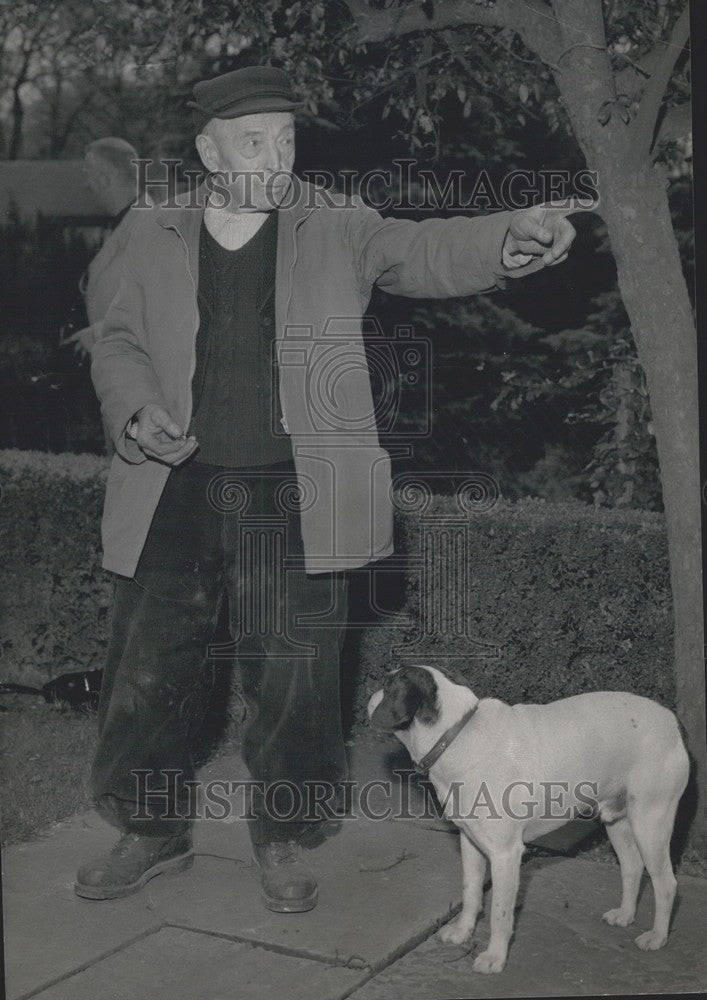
[90,260,168,463]
[91,260,199,466]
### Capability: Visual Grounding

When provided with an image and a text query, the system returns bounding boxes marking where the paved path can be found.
[3,736,706,1000]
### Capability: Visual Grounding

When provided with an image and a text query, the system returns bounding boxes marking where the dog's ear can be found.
[370,666,439,731]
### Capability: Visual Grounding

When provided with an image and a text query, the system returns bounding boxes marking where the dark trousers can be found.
[91,458,349,844]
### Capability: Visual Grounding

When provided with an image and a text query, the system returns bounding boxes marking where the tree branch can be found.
[548,0,615,101]
[56,97,91,154]
[632,5,690,160]
[441,29,542,118]
[307,113,343,132]
[343,0,562,68]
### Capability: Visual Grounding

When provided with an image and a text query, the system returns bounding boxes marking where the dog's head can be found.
[367,665,441,732]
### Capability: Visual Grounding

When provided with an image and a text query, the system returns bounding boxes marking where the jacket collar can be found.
[153,177,321,240]
[150,176,323,339]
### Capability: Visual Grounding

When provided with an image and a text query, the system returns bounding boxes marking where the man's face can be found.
[196,111,296,212]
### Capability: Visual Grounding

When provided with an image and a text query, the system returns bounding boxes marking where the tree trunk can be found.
[8,81,24,160]
[551,25,705,845]
[599,162,705,845]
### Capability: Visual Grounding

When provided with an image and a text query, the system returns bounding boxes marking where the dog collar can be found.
[414,706,477,775]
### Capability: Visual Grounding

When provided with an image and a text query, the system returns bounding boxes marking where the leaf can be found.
[597,103,612,126]
[519,83,529,104]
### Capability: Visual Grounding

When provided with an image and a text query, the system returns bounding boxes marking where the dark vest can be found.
[188,211,292,468]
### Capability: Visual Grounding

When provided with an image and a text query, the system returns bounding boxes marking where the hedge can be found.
[0,450,111,685]
[0,450,673,727]
[353,492,673,725]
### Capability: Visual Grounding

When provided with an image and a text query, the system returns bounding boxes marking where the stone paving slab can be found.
[348,856,707,999]
[3,740,465,1000]
[2,816,165,1000]
[5,735,706,1000]
[28,927,363,1000]
[146,814,462,968]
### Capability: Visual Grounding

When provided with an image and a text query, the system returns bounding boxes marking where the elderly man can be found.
[76,66,577,912]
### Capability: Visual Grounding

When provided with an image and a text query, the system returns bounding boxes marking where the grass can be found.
[1,696,98,845]
[0,686,241,847]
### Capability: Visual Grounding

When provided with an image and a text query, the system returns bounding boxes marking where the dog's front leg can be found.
[438,831,486,944]
[473,843,524,974]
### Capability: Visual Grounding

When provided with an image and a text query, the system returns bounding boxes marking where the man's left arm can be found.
[344,199,582,299]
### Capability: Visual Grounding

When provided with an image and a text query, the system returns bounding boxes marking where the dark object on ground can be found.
[0,668,103,709]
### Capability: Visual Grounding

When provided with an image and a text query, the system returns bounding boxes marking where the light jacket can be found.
[91,180,537,577]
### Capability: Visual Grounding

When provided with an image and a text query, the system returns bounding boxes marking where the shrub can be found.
[0,450,111,685]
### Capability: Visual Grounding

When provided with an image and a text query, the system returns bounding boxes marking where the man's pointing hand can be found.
[503,198,598,267]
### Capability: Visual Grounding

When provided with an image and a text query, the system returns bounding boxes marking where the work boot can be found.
[252,840,318,912]
[74,831,193,900]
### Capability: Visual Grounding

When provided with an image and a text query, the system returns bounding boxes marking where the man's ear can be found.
[370,666,439,731]
[195,132,220,173]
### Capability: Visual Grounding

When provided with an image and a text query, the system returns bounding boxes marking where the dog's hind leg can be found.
[473,842,524,975]
[629,797,681,951]
[602,816,644,927]
[438,831,486,945]
[628,740,687,951]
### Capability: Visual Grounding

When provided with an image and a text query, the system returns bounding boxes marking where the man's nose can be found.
[261,138,282,173]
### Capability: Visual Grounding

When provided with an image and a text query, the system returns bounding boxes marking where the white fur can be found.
[367,665,689,974]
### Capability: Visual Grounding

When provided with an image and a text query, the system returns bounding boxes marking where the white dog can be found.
[367,665,689,975]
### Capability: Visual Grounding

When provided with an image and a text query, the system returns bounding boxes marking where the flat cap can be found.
[188,66,303,120]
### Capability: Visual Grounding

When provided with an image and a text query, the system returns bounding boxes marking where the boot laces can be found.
[270,840,299,865]
[111,833,145,858]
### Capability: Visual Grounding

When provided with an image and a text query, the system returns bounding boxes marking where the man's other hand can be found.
[504,198,596,267]
[132,404,198,465]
